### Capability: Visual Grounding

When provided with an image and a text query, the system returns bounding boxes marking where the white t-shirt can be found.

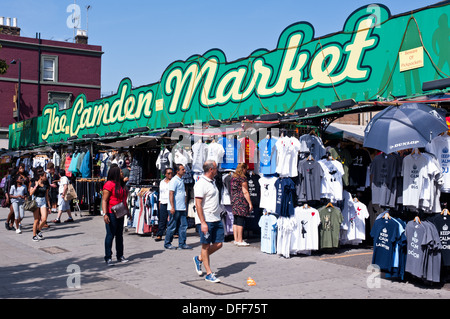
[426,135,450,192]
[275,136,301,177]
[194,175,222,222]
[401,153,429,207]
[347,200,369,241]
[318,159,345,202]
[258,176,277,213]
[59,176,69,195]
[192,142,208,173]
[159,179,170,204]
[206,142,225,165]
[292,206,321,252]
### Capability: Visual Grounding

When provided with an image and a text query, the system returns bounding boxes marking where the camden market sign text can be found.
[10,3,450,148]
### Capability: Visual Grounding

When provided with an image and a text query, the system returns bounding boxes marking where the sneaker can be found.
[179,244,192,250]
[164,244,177,250]
[117,256,129,263]
[193,256,203,276]
[64,218,74,223]
[105,259,115,267]
[16,228,22,234]
[37,232,44,240]
[32,235,40,242]
[53,219,61,224]
[205,273,221,283]
[237,241,250,247]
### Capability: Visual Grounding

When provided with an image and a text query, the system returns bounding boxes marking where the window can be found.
[42,55,58,82]
[48,92,72,111]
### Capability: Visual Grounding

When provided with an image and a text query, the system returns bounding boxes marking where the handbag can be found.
[64,184,78,201]
[111,202,129,219]
[23,198,37,212]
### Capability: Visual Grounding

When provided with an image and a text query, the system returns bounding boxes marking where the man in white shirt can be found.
[193,160,223,283]
[155,168,173,241]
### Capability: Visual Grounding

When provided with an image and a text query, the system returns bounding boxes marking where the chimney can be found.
[0,17,21,36]
[75,29,88,44]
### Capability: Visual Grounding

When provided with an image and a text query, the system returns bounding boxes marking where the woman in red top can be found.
[102,165,128,266]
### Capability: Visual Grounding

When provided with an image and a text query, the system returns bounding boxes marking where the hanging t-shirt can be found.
[298,159,324,202]
[318,205,343,249]
[299,134,326,162]
[238,137,257,171]
[347,199,369,241]
[206,142,225,165]
[349,147,372,188]
[292,206,321,252]
[429,213,450,266]
[247,173,261,210]
[218,137,241,170]
[275,136,301,177]
[405,220,428,279]
[156,148,173,172]
[275,178,296,217]
[192,141,208,173]
[258,176,277,213]
[318,159,345,202]
[329,147,352,187]
[426,134,450,192]
[258,213,278,254]
[370,153,402,208]
[370,216,401,271]
[401,153,429,208]
[258,137,278,175]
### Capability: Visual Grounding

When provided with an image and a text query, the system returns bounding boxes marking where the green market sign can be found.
[10,3,450,149]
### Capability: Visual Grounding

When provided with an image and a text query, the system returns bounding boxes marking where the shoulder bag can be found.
[111,202,130,219]
[23,197,37,212]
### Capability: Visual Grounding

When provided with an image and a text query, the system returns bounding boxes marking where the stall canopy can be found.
[325,123,366,144]
[100,130,169,148]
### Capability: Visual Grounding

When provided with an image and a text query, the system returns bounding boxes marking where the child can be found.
[9,175,27,234]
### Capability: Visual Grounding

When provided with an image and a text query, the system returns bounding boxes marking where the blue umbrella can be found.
[363,103,448,154]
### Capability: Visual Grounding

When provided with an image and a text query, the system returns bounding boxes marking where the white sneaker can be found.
[16,228,21,234]
[237,241,250,247]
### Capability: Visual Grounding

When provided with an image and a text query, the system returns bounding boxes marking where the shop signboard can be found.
[9,3,450,149]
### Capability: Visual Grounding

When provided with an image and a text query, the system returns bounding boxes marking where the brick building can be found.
[0,17,103,148]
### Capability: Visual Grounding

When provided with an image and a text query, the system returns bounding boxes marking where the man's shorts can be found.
[198,221,224,244]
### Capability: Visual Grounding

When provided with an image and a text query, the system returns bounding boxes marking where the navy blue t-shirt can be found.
[275,178,295,217]
[370,217,401,271]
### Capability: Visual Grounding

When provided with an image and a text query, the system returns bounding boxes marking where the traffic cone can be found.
[247,277,256,286]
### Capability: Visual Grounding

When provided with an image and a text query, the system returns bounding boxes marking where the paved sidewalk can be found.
[1,207,450,300]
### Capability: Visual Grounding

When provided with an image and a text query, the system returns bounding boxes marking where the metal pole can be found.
[17,60,21,122]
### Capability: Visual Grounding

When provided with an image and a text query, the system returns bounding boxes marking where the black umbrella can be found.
[363,103,448,154]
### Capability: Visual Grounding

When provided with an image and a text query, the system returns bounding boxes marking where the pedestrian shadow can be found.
[128,250,164,261]
[215,261,256,278]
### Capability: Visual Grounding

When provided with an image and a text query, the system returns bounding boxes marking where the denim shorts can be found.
[35,196,47,208]
[198,221,224,244]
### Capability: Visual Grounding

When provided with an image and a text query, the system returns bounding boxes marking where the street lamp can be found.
[10,59,21,122]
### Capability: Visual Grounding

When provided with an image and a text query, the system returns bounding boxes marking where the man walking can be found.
[164,164,191,250]
[193,160,224,283]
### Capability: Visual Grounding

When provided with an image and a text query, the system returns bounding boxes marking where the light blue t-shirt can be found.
[168,175,186,211]
[258,214,277,254]
[258,138,278,175]
[218,137,240,170]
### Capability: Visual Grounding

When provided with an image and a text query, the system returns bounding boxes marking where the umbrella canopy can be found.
[363,103,448,154]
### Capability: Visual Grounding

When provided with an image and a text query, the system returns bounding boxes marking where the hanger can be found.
[383,211,391,219]
[442,208,449,216]
[303,203,310,209]
[411,148,421,155]
[326,202,334,208]
[414,216,421,224]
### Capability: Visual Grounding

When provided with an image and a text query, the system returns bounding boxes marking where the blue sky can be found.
[1,0,434,96]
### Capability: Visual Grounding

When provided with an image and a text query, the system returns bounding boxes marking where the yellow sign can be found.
[399,46,424,72]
